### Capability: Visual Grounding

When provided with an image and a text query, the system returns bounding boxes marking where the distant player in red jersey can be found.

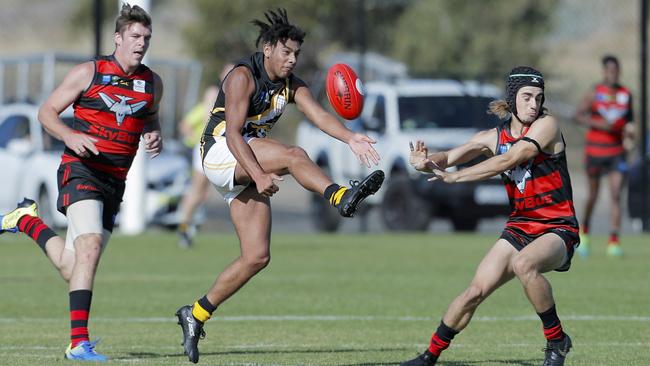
[0,4,162,361]
[401,66,578,366]
[573,55,635,257]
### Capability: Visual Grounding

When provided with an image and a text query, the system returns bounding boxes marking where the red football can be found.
[325,63,364,120]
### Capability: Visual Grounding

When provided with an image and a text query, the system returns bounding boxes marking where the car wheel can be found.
[38,186,55,228]
[310,167,341,232]
[380,174,429,231]
[451,214,479,232]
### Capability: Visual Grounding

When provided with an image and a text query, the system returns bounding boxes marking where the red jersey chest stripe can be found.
[85,85,153,101]
[585,145,624,157]
[506,170,564,197]
[74,108,147,134]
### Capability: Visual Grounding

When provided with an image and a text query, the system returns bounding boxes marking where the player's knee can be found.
[287,146,309,164]
[74,234,103,263]
[243,253,271,271]
[512,256,537,279]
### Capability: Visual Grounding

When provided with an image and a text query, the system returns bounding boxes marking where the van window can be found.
[0,115,30,148]
[399,96,500,130]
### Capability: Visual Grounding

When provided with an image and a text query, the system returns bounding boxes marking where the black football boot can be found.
[400,350,438,366]
[338,170,385,217]
[175,305,206,363]
[543,334,572,366]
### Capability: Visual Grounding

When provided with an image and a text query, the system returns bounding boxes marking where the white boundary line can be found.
[1,314,650,323]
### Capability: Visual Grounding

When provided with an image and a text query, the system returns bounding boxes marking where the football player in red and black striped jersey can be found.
[573,55,635,257]
[401,67,577,366]
[0,4,162,361]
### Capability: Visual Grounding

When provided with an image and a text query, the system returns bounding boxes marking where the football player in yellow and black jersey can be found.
[175,8,384,363]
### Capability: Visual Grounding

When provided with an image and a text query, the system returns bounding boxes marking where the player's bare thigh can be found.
[233,138,305,184]
[516,232,567,274]
[471,239,518,292]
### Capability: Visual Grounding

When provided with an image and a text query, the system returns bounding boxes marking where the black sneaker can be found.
[400,350,438,366]
[543,334,572,366]
[175,305,205,363]
[338,170,385,217]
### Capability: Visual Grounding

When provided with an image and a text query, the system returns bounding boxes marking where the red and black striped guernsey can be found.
[496,122,579,237]
[62,55,155,181]
[585,83,632,158]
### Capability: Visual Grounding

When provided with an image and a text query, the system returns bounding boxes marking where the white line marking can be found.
[1,314,650,323]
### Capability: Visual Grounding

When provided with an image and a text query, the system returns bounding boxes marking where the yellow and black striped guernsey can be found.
[200,52,304,160]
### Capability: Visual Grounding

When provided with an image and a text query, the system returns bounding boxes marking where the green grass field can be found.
[1,232,649,365]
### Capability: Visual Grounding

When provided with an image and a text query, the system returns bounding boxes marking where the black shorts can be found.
[57,162,125,232]
[500,227,580,272]
[585,153,627,177]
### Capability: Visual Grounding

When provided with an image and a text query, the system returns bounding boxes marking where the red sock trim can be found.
[17,215,35,232]
[17,216,56,252]
[71,327,89,337]
[70,310,90,321]
[428,333,451,356]
[543,324,564,341]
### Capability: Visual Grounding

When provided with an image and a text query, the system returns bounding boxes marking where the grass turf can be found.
[1,232,649,365]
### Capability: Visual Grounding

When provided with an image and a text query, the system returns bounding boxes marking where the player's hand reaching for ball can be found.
[409,140,440,173]
[348,133,380,168]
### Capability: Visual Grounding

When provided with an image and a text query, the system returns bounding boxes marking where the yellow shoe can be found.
[606,242,623,257]
[576,230,590,257]
[0,198,38,234]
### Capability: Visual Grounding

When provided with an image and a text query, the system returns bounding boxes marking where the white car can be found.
[0,103,190,229]
[297,79,511,232]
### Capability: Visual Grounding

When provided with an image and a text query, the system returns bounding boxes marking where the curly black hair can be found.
[252,8,306,48]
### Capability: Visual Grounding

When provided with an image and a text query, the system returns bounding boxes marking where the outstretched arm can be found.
[409,128,497,172]
[294,85,380,167]
[431,116,560,183]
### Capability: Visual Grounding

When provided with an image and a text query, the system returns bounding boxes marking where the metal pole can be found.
[121,0,150,235]
[641,0,649,231]
[94,0,103,57]
[357,0,367,82]
[357,0,369,233]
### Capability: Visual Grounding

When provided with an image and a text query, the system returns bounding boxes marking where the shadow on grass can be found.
[118,350,537,366]
[116,345,407,361]
[340,358,539,366]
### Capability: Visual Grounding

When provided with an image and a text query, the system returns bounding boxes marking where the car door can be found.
[0,113,33,210]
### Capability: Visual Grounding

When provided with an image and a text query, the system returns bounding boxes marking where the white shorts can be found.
[64,199,111,252]
[191,143,203,173]
[202,137,249,204]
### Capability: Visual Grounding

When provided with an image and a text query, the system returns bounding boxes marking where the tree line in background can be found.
[70,0,557,86]
[185,0,557,85]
